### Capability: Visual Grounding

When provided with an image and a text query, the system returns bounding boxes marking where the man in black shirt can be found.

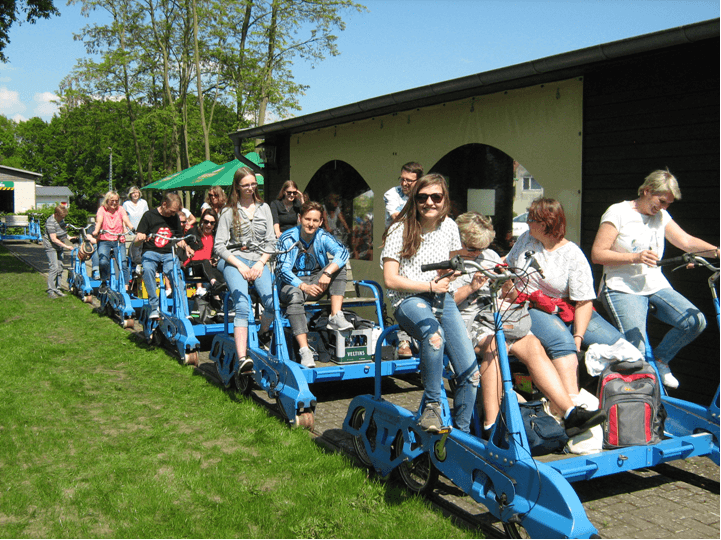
[135,192,194,319]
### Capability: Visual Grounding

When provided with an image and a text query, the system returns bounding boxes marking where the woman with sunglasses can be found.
[381,173,479,434]
[200,186,228,216]
[270,181,304,238]
[179,208,226,297]
[506,198,629,397]
[214,167,276,372]
[89,190,135,293]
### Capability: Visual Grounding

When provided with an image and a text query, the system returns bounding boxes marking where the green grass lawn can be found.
[0,246,477,538]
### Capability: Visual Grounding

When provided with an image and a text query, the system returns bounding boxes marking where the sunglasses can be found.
[240,183,258,189]
[209,193,219,198]
[286,190,298,195]
[415,192,444,204]
[201,219,216,226]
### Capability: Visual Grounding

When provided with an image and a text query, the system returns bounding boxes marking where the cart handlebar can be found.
[658,251,719,274]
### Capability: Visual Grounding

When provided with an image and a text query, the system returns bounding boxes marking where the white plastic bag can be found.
[565,389,603,455]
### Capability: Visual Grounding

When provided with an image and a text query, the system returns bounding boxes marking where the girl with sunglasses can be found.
[214,167,276,373]
[201,186,228,216]
[270,180,304,238]
[380,173,479,433]
[179,208,226,297]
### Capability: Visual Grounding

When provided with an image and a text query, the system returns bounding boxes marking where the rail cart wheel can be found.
[349,406,375,467]
[503,522,531,539]
[234,371,254,395]
[123,318,135,329]
[393,431,438,495]
[297,411,315,431]
[184,351,199,366]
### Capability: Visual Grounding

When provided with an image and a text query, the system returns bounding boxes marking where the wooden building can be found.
[229,19,719,404]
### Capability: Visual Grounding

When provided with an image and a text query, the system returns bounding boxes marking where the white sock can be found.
[483,423,495,431]
[564,406,575,419]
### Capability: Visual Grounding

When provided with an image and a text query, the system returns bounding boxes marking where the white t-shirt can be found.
[122,198,149,229]
[380,217,462,308]
[506,231,596,301]
[383,185,408,228]
[600,201,672,295]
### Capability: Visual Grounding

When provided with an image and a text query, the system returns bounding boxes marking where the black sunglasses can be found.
[201,219,216,226]
[415,193,444,204]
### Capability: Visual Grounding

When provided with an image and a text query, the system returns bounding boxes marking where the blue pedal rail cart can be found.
[209,240,420,429]
[342,254,719,538]
[94,230,144,329]
[0,213,42,243]
[66,224,100,303]
[139,232,227,366]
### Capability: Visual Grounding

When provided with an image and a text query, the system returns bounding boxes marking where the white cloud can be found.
[34,91,60,118]
[0,86,26,115]
[12,113,28,123]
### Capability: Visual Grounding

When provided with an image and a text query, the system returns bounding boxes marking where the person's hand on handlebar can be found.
[431,269,459,293]
[634,249,658,267]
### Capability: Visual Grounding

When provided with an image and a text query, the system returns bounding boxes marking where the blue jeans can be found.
[528,307,626,359]
[394,293,479,433]
[218,257,274,328]
[142,251,175,311]
[98,240,129,285]
[600,286,706,364]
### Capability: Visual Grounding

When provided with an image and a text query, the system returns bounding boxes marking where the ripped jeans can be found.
[394,292,479,432]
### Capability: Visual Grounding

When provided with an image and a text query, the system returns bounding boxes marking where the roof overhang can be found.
[229,18,718,147]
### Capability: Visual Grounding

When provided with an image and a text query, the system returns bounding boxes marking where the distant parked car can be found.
[512,212,529,238]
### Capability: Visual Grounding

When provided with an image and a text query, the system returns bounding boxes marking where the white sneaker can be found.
[196,286,207,297]
[327,312,353,332]
[656,361,679,389]
[299,347,316,368]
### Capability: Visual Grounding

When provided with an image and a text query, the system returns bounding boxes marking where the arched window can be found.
[304,160,374,261]
[430,143,541,255]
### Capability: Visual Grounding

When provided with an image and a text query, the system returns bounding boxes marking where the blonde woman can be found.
[90,191,134,292]
[592,169,719,388]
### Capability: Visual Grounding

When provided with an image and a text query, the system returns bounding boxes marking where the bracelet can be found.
[429,280,433,293]
[573,334,584,340]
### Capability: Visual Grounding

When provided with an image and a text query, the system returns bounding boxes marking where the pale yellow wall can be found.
[289,77,583,284]
[14,180,36,213]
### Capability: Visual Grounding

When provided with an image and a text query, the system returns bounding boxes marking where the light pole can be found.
[108,147,113,192]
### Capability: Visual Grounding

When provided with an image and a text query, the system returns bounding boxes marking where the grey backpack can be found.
[597,360,666,448]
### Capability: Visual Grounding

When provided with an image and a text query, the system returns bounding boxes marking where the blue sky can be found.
[0,0,718,123]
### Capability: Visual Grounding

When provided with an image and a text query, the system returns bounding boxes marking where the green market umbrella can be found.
[141,160,218,190]
[186,158,264,187]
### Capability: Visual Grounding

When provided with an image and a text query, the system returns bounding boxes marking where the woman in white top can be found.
[381,173,479,433]
[507,198,627,396]
[591,170,718,389]
[123,186,149,266]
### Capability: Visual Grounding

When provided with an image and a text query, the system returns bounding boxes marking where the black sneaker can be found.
[98,282,108,294]
[418,402,446,433]
[258,331,272,350]
[238,356,254,374]
[564,406,606,437]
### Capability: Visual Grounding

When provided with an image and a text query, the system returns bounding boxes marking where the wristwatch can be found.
[322,271,333,278]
